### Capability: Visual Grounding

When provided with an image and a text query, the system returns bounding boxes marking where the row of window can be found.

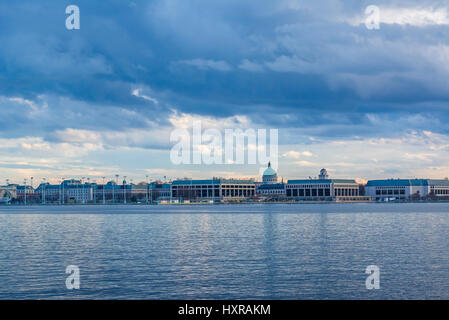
[172,189,255,198]
[223,189,255,197]
[173,190,220,198]
[434,189,449,195]
[335,189,359,196]
[374,186,406,189]
[259,190,285,194]
[376,190,406,195]
[222,185,254,188]
[173,185,254,189]
[172,186,219,189]
[287,184,331,189]
[287,189,331,197]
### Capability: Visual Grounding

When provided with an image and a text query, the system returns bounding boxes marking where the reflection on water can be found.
[0,203,449,299]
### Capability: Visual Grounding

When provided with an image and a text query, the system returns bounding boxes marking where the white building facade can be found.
[366,179,449,201]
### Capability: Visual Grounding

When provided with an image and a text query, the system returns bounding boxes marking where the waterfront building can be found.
[35,183,61,203]
[286,169,368,201]
[366,179,449,201]
[171,179,256,202]
[31,180,95,204]
[150,182,171,202]
[30,180,147,204]
[256,162,286,197]
[428,180,449,199]
[6,174,449,204]
[129,183,148,202]
[94,181,122,203]
[62,179,93,203]
[15,185,39,203]
[257,183,286,196]
[93,181,171,204]
[10,179,168,204]
[262,162,278,184]
[95,181,155,203]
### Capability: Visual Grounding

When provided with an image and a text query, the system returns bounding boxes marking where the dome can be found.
[262,162,278,184]
[318,168,329,180]
[263,167,277,177]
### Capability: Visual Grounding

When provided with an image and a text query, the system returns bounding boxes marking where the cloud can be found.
[281,129,449,179]
[132,89,159,104]
[238,59,265,72]
[8,97,38,111]
[1,0,449,181]
[282,150,313,159]
[169,112,251,130]
[349,7,449,27]
[176,59,233,72]
[294,160,315,167]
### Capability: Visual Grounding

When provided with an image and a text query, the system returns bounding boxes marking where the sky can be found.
[1,0,449,185]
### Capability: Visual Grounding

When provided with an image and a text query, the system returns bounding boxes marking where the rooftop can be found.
[287,179,357,184]
[262,162,277,177]
[258,183,285,190]
[172,179,254,185]
[366,179,432,187]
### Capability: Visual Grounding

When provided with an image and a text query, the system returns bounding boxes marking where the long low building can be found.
[366,179,449,201]
[149,182,171,202]
[257,183,286,196]
[286,178,368,201]
[171,179,256,202]
[35,180,94,203]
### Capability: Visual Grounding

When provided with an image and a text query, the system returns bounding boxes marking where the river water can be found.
[0,203,448,299]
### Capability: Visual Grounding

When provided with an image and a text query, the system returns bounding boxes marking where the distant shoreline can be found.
[2,200,449,207]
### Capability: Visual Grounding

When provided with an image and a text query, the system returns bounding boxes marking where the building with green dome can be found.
[262,162,278,184]
[257,162,286,197]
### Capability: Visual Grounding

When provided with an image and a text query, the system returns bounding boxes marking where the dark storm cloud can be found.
[0,0,449,141]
